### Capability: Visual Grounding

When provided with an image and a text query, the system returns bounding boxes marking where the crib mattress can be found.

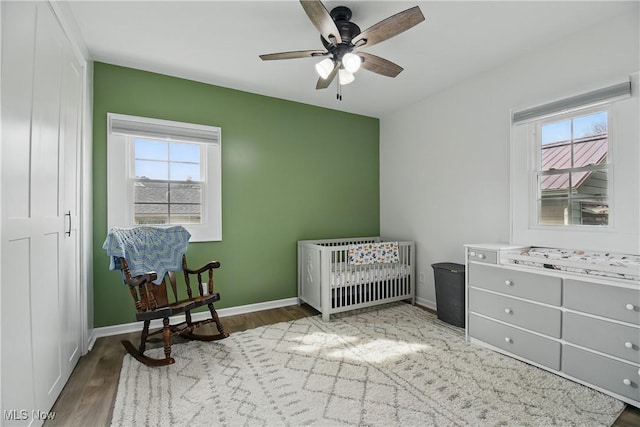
[330,263,412,288]
[501,247,640,281]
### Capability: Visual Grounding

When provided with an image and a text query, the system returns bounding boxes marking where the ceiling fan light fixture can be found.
[315,58,334,79]
[339,69,355,85]
[342,52,361,73]
[259,2,425,96]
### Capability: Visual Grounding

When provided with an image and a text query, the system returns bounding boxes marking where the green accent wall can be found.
[93,62,380,327]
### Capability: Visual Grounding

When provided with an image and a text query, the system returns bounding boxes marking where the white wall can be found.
[380,10,639,309]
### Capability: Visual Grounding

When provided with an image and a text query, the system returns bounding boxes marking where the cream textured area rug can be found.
[112,303,624,426]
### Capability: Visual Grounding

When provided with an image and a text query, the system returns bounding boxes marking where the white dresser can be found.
[465,243,640,408]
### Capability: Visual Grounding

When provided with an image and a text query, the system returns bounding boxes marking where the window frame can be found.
[509,74,638,254]
[107,113,222,242]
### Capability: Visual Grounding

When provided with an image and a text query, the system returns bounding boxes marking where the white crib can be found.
[297,237,416,321]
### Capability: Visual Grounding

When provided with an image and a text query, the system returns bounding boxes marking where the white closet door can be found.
[1,2,83,424]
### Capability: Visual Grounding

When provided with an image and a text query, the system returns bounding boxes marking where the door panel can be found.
[1,238,36,425]
[31,4,63,220]
[60,51,82,371]
[1,2,35,219]
[32,232,62,410]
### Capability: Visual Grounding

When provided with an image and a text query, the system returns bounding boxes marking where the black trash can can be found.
[431,262,465,327]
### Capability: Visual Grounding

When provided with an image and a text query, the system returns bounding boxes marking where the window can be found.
[133,139,203,225]
[536,109,610,226]
[510,76,639,254]
[107,113,221,242]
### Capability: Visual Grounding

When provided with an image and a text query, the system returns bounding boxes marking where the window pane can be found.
[169,204,201,224]
[135,159,168,180]
[541,119,570,145]
[169,182,201,204]
[540,172,572,192]
[539,172,569,225]
[169,183,201,224]
[573,111,607,139]
[541,140,570,172]
[134,203,168,225]
[577,199,609,225]
[135,139,167,160]
[134,180,167,203]
[571,170,608,225]
[572,170,608,197]
[538,196,569,225]
[170,162,200,181]
[170,142,200,163]
[573,133,608,168]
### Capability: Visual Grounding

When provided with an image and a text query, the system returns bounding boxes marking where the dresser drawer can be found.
[468,263,561,305]
[564,279,640,325]
[562,345,640,402]
[467,248,497,264]
[563,312,640,364]
[469,288,561,338]
[468,313,561,370]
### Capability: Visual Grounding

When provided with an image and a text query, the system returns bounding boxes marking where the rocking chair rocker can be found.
[104,226,229,367]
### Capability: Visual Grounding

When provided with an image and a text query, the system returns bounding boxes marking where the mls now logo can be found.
[3,409,56,421]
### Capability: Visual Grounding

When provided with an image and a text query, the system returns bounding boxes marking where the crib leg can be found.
[322,312,330,322]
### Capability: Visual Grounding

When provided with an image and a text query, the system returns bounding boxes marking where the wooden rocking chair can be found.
[119,254,229,367]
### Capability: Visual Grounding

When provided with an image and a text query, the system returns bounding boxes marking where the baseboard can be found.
[416,296,437,311]
[87,328,98,352]
[88,297,299,350]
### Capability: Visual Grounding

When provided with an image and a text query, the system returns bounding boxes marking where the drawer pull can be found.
[625,342,634,349]
[469,251,476,257]
[626,303,636,311]
[504,337,513,344]
[504,308,513,315]
[505,280,513,286]
[622,378,632,386]
[478,254,486,259]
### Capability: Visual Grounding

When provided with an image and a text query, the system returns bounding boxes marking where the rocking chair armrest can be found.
[126,271,158,288]
[183,261,221,275]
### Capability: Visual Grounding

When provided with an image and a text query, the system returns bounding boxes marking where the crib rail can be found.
[304,236,381,247]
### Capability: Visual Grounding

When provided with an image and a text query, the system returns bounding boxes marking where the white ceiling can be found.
[65,1,637,118]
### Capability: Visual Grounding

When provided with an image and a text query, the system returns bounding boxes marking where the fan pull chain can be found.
[336,73,343,101]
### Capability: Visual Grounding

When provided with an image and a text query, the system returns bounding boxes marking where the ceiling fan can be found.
[259,1,425,97]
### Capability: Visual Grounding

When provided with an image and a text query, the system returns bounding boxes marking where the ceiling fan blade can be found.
[359,52,403,78]
[352,6,425,49]
[316,63,338,89]
[260,50,328,61]
[299,0,342,44]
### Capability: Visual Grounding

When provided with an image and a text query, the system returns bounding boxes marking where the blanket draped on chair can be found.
[103,226,191,284]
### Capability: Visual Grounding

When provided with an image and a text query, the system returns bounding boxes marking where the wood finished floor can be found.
[46,304,639,427]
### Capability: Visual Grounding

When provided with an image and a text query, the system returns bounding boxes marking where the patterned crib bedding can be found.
[348,241,399,265]
[330,263,412,288]
[501,247,640,281]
